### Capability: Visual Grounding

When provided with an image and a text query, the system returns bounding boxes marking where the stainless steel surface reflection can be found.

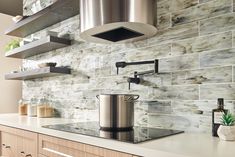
[99,129,134,142]
[43,122,184,144]
[79,0,157,43]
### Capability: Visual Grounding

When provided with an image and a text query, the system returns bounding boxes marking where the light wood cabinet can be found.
[0,125,140,157]
[38,154,47,157]
[39,134,137,157]
[1,132,18,157]
[0,125,37,157]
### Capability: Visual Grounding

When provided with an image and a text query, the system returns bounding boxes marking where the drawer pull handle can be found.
[2,144,5,146]
[21,151,25,154]
[43,148,73,157]
[5,146,10,148]
[20,151,25,157]
[26,154,32,157]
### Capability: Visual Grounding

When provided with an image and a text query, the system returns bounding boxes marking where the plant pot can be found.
[217,125,235,141]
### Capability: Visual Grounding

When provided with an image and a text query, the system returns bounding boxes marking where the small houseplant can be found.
[217,112,235,141]
[4,39,21,53]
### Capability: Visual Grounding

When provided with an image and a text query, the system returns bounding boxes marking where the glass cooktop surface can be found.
[43,122,183,144]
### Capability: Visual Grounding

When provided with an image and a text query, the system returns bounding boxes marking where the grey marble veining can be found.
[200,13,235,35]
[172,0,232,26]
[157,0,198,15]
[125,43,172,60]
[172,66,232,85]
[22,0,235,133]
[200,84,235,100]
[172,31,232,55]
[200,48,235,68]
[150,22,199,44]
[157,14,171,30]
[159,54,199,72]
[147,101,172,114]
[199,0,214,3]
[233,66,235,82]
[148,85,199,100]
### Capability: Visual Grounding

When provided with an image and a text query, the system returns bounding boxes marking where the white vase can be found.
[217,125,235,141]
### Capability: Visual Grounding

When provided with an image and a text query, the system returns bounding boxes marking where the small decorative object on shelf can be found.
[5,36,71,59]
[38,62,57,68]
[12,15,23,23]
[19,39,30,47]
[12,15,29,23]
[46,31,58,37]
[4,39,21,53]
[217,112,235,141]
[5,0,79,38]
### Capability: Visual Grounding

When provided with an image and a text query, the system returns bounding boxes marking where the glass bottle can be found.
[212,98,228,137]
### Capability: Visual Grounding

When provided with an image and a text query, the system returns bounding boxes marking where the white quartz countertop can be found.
[0,114,234,157]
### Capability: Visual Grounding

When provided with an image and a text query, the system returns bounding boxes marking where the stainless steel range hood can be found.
[80,0,157,44]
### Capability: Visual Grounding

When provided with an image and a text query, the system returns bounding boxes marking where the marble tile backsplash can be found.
[22,0,235,132]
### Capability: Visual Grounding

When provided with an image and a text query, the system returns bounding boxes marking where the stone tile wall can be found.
[22,0,235,132]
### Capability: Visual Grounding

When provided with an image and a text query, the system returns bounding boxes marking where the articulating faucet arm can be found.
[115,59,159,90]
[116,60,156,74]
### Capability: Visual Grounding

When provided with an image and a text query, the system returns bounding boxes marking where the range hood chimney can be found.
[80,0,157,44]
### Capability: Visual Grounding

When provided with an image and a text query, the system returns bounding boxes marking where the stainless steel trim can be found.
[80,0,157,43]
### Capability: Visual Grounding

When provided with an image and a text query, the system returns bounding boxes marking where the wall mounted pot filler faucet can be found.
[116,59,159,90]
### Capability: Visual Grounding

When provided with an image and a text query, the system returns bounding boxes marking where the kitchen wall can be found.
[0,13,22,113]
[22,0,235,132]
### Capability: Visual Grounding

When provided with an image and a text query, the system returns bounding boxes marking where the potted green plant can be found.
[217,112,235,141]
[4,39,21,53]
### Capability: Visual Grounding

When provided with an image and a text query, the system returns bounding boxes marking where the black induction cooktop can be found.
[43,122,183,144]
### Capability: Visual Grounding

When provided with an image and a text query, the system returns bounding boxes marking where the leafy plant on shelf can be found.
[4,39,21,53]
[221,112,235,126]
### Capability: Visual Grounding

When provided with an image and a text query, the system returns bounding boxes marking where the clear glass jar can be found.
[27,98,38,117]
[18,99,28,115]
[37,98,54,118]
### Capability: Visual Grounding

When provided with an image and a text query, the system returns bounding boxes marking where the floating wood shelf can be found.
[5,0,79,37]
[5,67,71,80]
[5,36,71,59]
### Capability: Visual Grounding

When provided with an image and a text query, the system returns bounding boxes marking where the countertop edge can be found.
[0,114,225,157]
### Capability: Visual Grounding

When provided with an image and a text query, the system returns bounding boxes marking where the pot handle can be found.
[126,95,139,101]
[133,95,139,100]
[96,95,100,100]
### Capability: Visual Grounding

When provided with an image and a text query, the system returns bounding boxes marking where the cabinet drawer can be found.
[39,134,136,157]
[39,134,85,157]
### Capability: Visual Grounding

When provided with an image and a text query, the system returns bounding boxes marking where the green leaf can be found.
[221,112,235,126]
[4,39,21,53]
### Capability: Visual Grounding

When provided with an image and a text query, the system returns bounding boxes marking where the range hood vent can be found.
[80,0,157,44]
[92,27,144,42]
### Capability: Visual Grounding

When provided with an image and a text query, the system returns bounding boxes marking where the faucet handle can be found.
[116,62,127,75]
[127,74,140,90]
